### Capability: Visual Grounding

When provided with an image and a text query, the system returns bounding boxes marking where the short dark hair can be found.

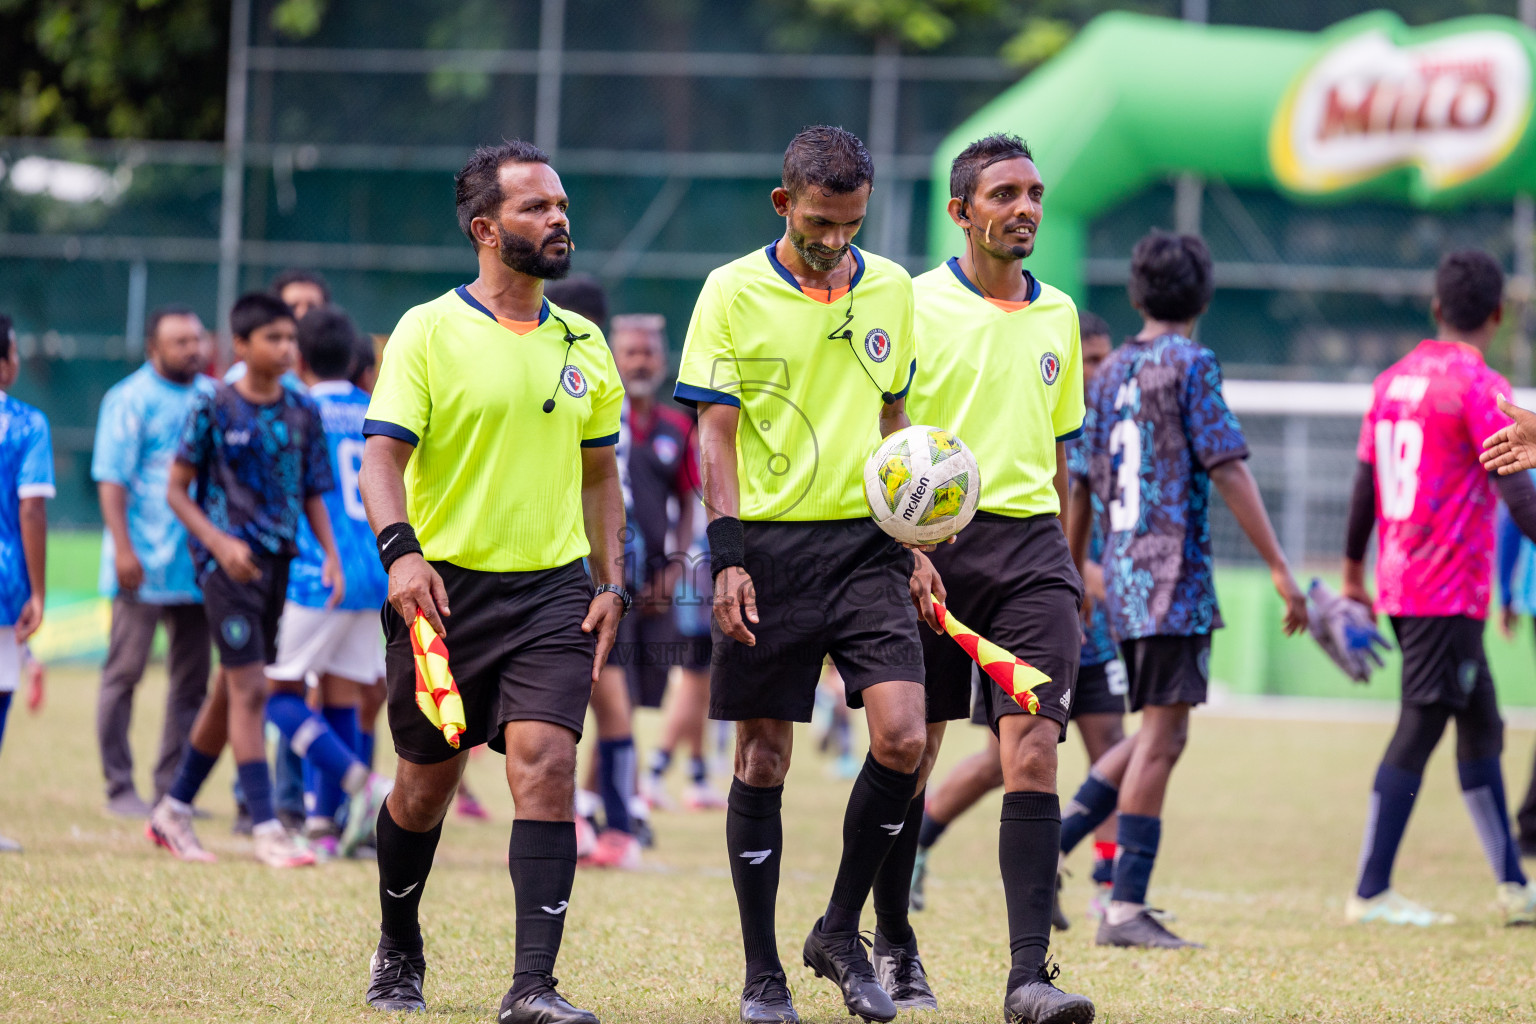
[230,292,294,340]
[297,305,357,379]
[782,125,874,197]
[949,133,1034,205]
[455,139,551,243]
[1435,249,1505,332]
[545,274,609,331]
[0,315,12,361]
[146,304,199,346]
[1079,311,1112,341]
[268,268,331,304]
[1127,231,1214,323]
[350,332,377,384]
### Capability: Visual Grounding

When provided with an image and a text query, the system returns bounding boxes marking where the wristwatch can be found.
[595,583,632,618]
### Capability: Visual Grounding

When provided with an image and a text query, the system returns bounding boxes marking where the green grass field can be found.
[2,666,1535,1023]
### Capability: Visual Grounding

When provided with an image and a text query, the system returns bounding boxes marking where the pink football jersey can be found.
[1357,339,1512,619]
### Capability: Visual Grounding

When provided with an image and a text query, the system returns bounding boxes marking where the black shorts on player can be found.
[1390,615,1495,710]
[1120,634,1211,712]
[710,519,924,722]
[383,560,597,764]
[1072,659,1128,717]
[921,513,1083,736]
[615,611,708,709]
[202,554,291,667]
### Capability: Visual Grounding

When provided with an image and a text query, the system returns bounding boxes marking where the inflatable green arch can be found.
[929,10,1536,300]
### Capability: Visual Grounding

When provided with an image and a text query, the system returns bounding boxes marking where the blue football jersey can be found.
[287,381,388,611]
[1084,333,1249,641]
[1066,437,1116,667]
[0,393,56,625]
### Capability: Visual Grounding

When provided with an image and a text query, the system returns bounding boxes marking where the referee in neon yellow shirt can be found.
[675,126,941,1024]
[358,140,626,1024]
[891,134,1095,1024]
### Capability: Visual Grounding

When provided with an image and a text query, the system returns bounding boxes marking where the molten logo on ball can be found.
[864,425,982,546]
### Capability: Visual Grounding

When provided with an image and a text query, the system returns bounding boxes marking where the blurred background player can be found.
[908,312,1125,928]
[890,133,1094,1024]
[1072,231,1308,950]
[148,292,343,869]
[0,313,54,853]
[92,305,213,818]
[264,306,393,861]
[270,268,332,322]
[1344,249,1536,927]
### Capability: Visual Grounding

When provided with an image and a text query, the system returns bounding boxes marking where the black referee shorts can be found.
[709,519,925,723]
[384,560,596,764]
[921,513,1083,737]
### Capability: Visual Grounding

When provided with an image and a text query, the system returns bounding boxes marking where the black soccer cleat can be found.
[497,974,599,1024]
[1094,908,1203,950]
[802,918,898,1023]
[366,947,427,1013]
[872,929,938,1011]
[740,970,799,1023]
[1003,958,1095,1024]
[1051,871,1071,931]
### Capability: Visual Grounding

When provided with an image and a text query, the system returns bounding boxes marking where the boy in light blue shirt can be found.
[92,305,214,817]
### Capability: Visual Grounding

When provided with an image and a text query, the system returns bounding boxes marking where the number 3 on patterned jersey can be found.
[1373,419,1423,522]
[338,437,367,521]
[1108,419,1141,532]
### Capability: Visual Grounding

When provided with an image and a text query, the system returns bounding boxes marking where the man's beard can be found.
[496,226,573,280]
[789,229,848,273]
[623,372,661,399]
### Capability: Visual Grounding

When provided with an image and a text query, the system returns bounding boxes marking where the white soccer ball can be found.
[863,424,981,546]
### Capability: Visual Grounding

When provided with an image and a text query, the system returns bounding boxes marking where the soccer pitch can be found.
[1,667,1534,1023]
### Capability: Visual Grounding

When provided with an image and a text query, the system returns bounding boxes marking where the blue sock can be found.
[648,748,672,780]
[276,741,305,818]
[358,730,376,768]
[598,737,636,834]
[917,812,947,851]
[1061,772,1119,855]
[1111,813,1161,906]
[168,746,221,806]
[1458,757,1528,886]
[266,693,361,792]
[0,691,11,750]
[238,760,276,825]
[312,706,360,819]
[690,756,708,786]
[1356,762,1421,899]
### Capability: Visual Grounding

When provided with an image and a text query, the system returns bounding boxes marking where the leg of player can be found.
[358,676,384,768]
[156,603,211,804]
[300,673,365,858]
[1097,705,1201,948]
[729,717,796,1024]
[1347,704,1456,926]
[651,666,721,810]
[149,666,232,862]
[266,676,391,858]
[802,677,923,1024]
[1518,740,1536,859]
[1452,679,1536,925]
[996,714,1094,1024]
[1074,712,1127,920]
[586,664,640,868]
[498,719,598,1024]
[97,596,158,816]
[368,753,465,1013]
[905,727,1005,913]
[224,665,315,868]
[870,720,948,1011]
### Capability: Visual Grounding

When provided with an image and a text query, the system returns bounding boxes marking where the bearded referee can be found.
[675,125,940,1024]
[883,134,1093,1024]
[359,140,628,1024]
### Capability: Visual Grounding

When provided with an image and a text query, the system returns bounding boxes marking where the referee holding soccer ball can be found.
[675,125,941,1024]
[359,140,628,1024]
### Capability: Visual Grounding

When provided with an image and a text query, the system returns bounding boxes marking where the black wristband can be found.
[377,522,423,573]
[707,516,746,581]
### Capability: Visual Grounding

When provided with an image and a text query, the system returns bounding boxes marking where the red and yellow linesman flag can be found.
[930,596,1048,714]
[410,613,466,748]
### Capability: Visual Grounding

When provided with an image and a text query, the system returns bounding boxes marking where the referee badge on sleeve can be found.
[1039,351,1061,385]
[561,365,590,398]
[864,328,891,363]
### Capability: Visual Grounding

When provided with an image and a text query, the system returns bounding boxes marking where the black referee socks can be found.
[508,819,579,986]
[1000,790,1061,990]
[825,753,920,934]
[377,801,443,955]
[727,778,785,981]
[871,787,927,944]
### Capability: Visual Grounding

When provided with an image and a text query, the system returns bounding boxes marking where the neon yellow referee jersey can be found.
[675,244,916,522]
[906,258,1083,518]
[365,286,623,572]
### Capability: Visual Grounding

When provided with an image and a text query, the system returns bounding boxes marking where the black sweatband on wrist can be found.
[707,516,746,580]
[377,521,423,573]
